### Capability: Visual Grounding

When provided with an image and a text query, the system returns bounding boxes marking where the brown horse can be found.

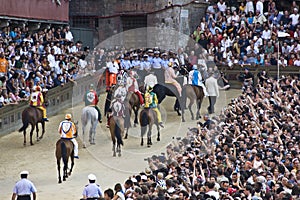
[124,92,141,139]
[55,138,74,183]
[139,108,160,147]
[18,92,48,145]
[109,116,124,157]
[181,85,204,122]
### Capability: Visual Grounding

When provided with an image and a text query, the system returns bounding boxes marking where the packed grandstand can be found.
[1,0,300,199]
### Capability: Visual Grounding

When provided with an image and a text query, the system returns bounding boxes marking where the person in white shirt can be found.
[290,8,300,27]
[282,42,291,55]
[245,0,254,15]
[278,56,288,67]
[64,25,73,42]
[47,49,56,71]
[261,26,271,40]
[205,181,220,200]
[217,0,226,13]
[256,0,264,15]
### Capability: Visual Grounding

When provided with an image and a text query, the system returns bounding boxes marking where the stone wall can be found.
[69,0,208,46]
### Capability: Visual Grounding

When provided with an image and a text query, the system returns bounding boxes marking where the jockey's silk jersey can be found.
[85,90,99,106]
[58,120,77,139]
[188,69,204,86]
[126,77,138,92]
[144,91,158,108]
[30,91,44,106]
[111,100,125,117]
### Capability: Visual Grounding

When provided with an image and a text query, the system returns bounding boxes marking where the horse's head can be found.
[42,89,49,107]
[74,121,79,137]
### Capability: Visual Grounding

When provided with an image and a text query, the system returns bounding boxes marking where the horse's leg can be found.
[141,126,146,146]
[110,126,116,157]
[133,106,139,127]
[63,160,68,181]
[147,124,152,147]
[23,130,26,146]
[189,98,195,120]
[69,152,74,176]
[57,159,62,184]
[36,123,39,141]
[82,123,87,148]
[196,99,202,120]
[117,144,121,157]
[175,99,181,116]
[39,121,45,140]
[156,123,160,142]
[90,121,96,145]
[30,124,34,145]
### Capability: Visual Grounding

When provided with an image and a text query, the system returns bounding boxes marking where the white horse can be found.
[81,106,98,148]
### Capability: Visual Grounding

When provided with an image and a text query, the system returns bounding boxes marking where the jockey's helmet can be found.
[168,62,173,67]
[147,86,153,92]
[90,84,94,90]
[193,65,198,70]
[36,86,41,91]
[65,114,72,120]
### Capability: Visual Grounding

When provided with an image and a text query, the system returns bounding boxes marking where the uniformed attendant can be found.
[82,174,103,200]
[151,51,164,83]
[160,52,169,69]
[120,54,132,70]
[12,171,37,200]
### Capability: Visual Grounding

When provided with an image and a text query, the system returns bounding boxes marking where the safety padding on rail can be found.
[0,71,104,136]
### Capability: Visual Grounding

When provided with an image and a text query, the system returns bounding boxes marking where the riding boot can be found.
[106,116,112,128]
[95,106,102,123]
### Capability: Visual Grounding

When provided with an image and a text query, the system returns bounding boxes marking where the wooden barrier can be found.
[0,72,103,136]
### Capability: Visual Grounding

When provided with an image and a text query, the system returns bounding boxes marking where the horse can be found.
[18,91,48,146]
[123,92,141,139]
[81,106,98,148]
[139,108,160,147]
[55,138,75,183]
[152,83,182,116]
[109,115,124,157]
[181,85,205,122]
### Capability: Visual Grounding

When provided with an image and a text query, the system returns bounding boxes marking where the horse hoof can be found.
[141,143,143,146]
[157,138,160,141]
[83,144,86,148]
[191,117,194,120]
[23,143,26,146]
[90,142,95,145]
[113,153,116,157]
[39,136,43,140]
[147,145,151,148]
[124,135,128,139]
[30,143,34,146]
[118,153,121,157]
[58,180,62,184]
[182,119,185,122]
[178,113,181,116]
[134,123,137,127]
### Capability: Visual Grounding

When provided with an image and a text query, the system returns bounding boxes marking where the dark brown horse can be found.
[139,108,160,147]
[181,85,204,122]
[109,116,124,157]
[124,92,141,139]
[55,138,74,183]
[18,92,48,145]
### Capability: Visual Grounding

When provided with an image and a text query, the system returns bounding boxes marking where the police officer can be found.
[12,171,37,200]
[82,174,103,200]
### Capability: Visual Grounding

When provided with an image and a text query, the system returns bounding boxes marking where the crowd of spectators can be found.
[0,24,92,108]
[99,73,300,200]
[191,0,300,69]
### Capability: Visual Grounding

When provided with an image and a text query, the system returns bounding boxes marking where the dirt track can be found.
[0,89,240,200]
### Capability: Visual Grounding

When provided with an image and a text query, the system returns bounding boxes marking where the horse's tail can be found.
[19,111,29,132]
[61,141,68,166]
[140,109,149,127]
[115,123,123,146]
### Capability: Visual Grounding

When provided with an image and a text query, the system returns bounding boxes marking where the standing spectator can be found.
[290,8,300,30]
[64,25,73,43]
[205,71,219,114]
[256,0,264,15]
[0,52,8,77]
[11,170,37,200]
[81,174,103,200]
[217,0,227,13]
[245,0,254,15]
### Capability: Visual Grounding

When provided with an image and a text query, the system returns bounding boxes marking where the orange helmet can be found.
[65,114,72,120]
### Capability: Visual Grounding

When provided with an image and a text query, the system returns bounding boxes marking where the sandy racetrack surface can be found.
[0,88,240,200]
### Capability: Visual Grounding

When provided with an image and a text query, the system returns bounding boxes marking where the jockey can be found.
[106,94,126,128]
[126,70,144,106]
[58,114,79,159]
[188,65,209,96]
[29,86,49,122]
[117,69,128,87]
[84,84,102,123]
[114,80,127,103]
[144,86,164,128]
[164,62,182,97]
[144,71,158,90]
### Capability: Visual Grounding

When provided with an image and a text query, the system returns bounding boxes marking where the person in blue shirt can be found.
[12,171,37,200]
[82,174,103,200]
[188,65,208,96]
